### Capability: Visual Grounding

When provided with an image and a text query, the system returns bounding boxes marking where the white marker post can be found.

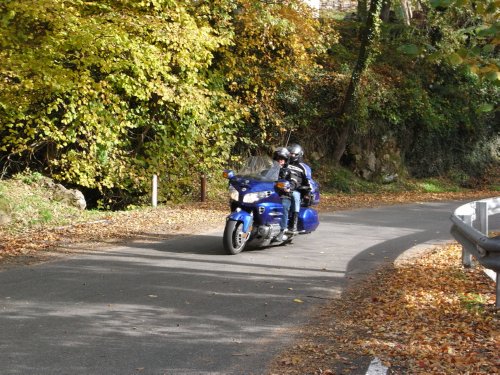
[152,174,158,208]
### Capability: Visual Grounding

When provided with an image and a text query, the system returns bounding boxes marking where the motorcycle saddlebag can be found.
[299,208,319,232]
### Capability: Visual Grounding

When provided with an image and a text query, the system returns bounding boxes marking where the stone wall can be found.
[320,0,357,10]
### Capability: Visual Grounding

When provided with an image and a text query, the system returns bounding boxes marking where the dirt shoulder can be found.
[0,202,228,268]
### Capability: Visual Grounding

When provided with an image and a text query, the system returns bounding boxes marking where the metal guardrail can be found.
[450,197,500,308]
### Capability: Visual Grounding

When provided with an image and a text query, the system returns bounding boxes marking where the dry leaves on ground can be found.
[268,243,499,375]
[0,203,227,264]
[317,190,497,211]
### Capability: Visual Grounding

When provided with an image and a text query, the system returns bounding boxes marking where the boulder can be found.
[52,183,87,210]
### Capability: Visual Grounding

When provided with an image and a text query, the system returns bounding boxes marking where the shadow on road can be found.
[1,200,471,374]
[0,231,345,375]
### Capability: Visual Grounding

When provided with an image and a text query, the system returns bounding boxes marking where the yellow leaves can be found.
[217,0,320,142]
[280,355,301,366]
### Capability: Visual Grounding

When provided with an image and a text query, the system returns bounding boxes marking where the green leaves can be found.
[426,0,499,82]
[484,71,500,82]
[476,103,494,113]
[397,44,420,56]
[447,52,463,65]
[429,0,455,9]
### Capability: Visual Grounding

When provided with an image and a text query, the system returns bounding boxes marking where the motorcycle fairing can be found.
[254,202,284,226]
[229,180,279,203]
[226,210,254,233]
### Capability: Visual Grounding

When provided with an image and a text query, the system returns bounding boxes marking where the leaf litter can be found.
[267,242,499,374]
[0,202,227,263]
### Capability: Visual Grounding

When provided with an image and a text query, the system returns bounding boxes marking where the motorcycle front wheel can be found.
[223,220,248,255]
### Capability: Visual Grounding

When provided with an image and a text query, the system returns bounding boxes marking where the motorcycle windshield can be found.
[235,156,280,181]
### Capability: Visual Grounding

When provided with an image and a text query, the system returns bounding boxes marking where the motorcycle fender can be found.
[227,211,253,233]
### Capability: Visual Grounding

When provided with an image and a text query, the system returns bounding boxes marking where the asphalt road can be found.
[0,200,495,375]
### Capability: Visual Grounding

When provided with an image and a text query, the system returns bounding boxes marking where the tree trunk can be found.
[332,125,350,163]
[357,0,368,22]
[401,0,412,25]
[333,0,384,163]
[380,0,391,22]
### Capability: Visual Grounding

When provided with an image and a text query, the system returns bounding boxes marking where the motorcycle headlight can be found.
[229,186,239,201]
[242,191,270,203]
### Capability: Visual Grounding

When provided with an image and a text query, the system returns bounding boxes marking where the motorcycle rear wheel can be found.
[223,220,248,255]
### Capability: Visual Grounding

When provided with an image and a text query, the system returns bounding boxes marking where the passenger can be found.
[286,144,313,233]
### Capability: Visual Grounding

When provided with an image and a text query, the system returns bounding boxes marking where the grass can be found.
[315,164,494,195]
[459,292,487,313]
[0,176,104,234]
[418,178,462,193]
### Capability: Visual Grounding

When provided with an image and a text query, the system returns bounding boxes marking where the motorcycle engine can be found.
[257,224,281,239]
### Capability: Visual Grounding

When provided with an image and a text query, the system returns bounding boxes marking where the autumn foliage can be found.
[1,0,498,206]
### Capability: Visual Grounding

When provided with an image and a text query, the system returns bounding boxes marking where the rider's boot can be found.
[290,212,298,234]
[276,229,288,242]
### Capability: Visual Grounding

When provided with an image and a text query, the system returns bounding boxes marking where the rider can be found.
[272,147,292,242]
[286,144,313,233]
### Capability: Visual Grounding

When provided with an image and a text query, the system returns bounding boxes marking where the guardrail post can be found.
[452,198,500,308]
[476,201,489,235]
[460,214,473,268]
[477,201,498,306]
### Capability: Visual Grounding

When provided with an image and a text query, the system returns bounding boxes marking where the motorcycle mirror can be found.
[223,169,235,179]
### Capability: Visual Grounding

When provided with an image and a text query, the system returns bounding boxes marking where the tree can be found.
[0,0,240,204]
[333,0,384,163]
[431,0,499,82]
[214,0,321,150]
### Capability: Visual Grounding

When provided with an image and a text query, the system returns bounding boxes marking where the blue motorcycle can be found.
[222,156,320,255]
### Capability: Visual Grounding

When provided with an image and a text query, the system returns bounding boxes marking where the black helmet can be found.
[273,147,290,162]
[287,144,303,163]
